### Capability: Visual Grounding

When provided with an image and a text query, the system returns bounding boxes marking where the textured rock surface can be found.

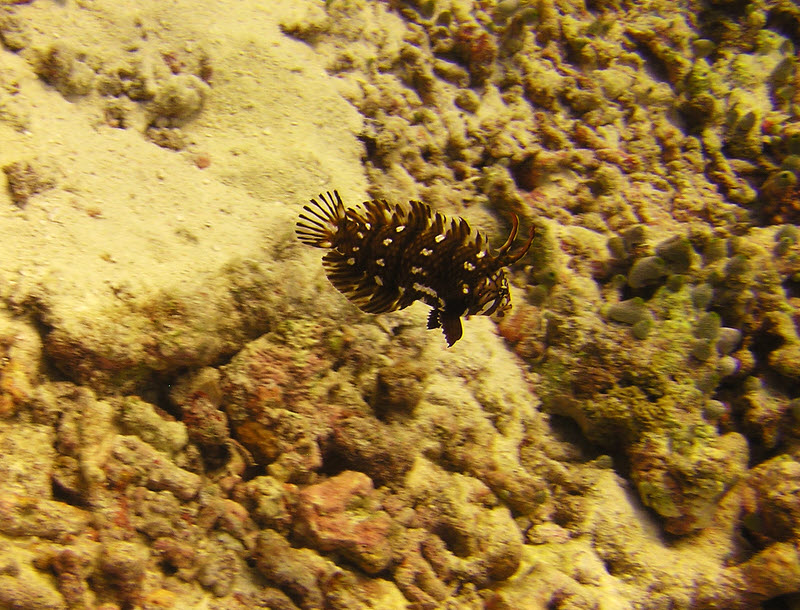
[0,0,799,608]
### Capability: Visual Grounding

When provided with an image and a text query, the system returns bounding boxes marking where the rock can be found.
[252,529,340,609]
[294,470,393,574]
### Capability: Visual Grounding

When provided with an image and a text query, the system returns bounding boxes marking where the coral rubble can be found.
[1,0,800,608]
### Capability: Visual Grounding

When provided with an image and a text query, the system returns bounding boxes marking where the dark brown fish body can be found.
[296,191,534,346]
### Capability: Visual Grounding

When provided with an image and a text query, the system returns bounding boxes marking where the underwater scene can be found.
[0,0,799,608]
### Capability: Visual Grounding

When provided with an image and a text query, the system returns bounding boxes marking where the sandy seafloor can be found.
[1,0,800,608]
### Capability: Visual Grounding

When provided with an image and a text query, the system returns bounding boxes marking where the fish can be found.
[296,190,534,346]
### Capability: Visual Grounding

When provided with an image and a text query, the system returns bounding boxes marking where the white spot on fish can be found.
[396,225,406,232]
[435,234,446,243]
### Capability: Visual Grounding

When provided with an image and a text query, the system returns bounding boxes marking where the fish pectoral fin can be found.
[441,315,463,347]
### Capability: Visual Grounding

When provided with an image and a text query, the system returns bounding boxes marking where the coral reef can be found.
[279,0,800,602]
[1,157,57,207]
[1,0,800,608]
[17,9,214,149]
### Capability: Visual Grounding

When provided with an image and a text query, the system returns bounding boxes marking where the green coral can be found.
[534,222,800,534]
